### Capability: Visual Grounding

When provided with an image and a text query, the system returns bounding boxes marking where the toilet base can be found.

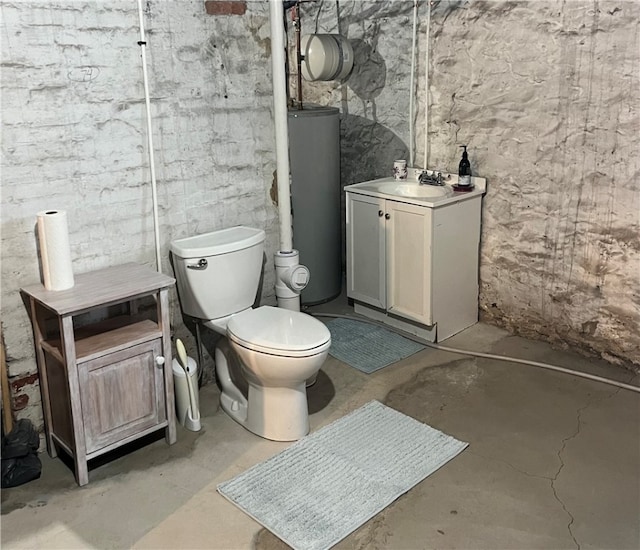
[220,382,310,441]
[215,341,249,423]
[219,391,248,425]
[215,340,311,442]
[245,382,310,441]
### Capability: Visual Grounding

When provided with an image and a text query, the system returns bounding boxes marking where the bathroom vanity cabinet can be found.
[347,195,434,324]
[21,263,177,486]
[345,174,485,342]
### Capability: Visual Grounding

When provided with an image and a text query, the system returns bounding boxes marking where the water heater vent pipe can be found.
[270,0,309,312]
[270,0,294,254]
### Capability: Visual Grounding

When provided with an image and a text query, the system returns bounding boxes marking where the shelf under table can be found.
[42,318,162,364]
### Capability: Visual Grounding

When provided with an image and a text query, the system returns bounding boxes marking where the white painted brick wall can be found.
[1,0,279,426]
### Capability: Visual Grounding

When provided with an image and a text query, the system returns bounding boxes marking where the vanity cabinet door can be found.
[346,192,386,308]
[79,339,166,454]
[385,200,433,325]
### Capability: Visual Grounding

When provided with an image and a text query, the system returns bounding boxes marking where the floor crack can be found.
[551,410,582,550]
[550,387,621,550]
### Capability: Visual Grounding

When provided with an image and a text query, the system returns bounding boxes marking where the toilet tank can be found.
[170,226,265,321]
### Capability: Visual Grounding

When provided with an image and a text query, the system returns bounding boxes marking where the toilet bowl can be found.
[170,226,331,441]
[226,306,330,440]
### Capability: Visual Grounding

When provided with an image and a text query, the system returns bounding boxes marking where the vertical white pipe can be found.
[269,0,294,253]
[136,0,162,272]
[423,0,432,169]
[408,0,418,167]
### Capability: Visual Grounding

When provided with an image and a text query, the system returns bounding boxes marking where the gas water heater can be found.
[288,105,342,305]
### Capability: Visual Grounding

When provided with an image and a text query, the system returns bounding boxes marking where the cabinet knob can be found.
[155,356,165,367]
[378,210,384,217]
[385,213,390,220]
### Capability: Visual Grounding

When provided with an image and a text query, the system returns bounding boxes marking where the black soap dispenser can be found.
[458,145,472,187]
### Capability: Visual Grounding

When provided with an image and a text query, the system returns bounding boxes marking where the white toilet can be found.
[170,226,331,441]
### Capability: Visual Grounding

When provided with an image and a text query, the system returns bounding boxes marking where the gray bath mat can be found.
[217,400,468,550]
[326,317,425,373]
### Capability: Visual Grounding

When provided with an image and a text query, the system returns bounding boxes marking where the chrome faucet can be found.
[419,171,445,186]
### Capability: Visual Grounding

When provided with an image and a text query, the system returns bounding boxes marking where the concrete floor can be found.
[2,296,639,550]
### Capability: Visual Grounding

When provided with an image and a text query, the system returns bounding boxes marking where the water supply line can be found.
[292,3,304,108]
[422,0,432,169]
[136,0,162,273]
[408,0,418,167]
[310,313,640,394]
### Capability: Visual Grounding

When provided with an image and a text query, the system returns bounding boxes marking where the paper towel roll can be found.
[37,210,74,291]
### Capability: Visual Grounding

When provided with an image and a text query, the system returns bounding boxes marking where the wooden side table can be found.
[21,263,177,486]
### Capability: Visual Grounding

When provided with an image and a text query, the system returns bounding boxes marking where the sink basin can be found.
[358,180,454,199]
[376,182,451,198]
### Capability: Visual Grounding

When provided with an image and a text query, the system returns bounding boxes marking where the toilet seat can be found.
[227,306,331,358]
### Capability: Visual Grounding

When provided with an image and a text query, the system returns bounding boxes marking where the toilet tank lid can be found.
[170,226,265,258]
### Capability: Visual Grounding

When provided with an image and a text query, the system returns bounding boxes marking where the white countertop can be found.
[345,170,487,208]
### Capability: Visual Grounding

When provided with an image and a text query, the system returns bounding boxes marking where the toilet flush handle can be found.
[187,259,208,270]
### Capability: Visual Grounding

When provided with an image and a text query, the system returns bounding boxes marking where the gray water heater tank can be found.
[288,105,342,305]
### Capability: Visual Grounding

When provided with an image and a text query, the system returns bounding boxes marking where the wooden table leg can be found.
[61,316,89,486]
[28,298,57,457]
[158,289,177,445]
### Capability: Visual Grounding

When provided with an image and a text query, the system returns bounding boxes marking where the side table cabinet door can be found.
[79,339,167,454]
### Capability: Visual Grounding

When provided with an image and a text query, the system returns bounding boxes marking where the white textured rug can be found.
[217,401,468,550]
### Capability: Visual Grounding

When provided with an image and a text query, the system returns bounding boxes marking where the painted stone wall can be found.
[421,0,640,367]
[300,0,639,368]
[0,0,278,426]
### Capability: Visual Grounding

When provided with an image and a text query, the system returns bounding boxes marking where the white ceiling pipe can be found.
[423,0,432,169]
[136,0,162,273]
[269,0,294,254]
[408,0,418,167]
